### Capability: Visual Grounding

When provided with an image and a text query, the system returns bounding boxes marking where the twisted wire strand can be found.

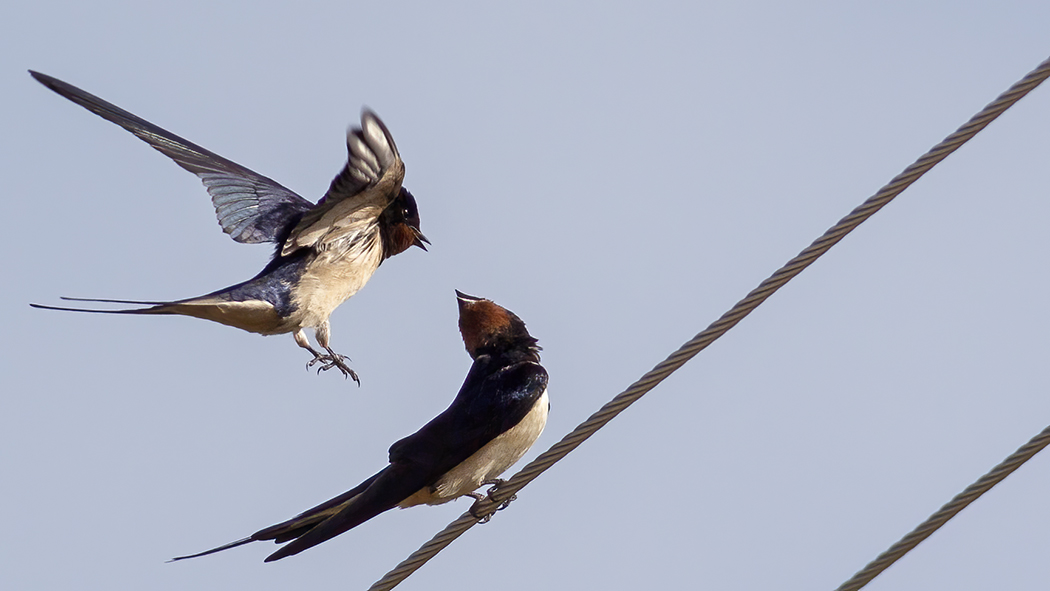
[834,425,1050,591]
[367,56,1050,591]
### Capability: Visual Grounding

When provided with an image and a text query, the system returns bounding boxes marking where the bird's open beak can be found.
[412,228,430,251]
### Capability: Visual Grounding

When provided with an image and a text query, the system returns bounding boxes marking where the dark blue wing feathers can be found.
[29,70,313,244]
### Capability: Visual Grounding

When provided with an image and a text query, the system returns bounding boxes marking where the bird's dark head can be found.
[456,291,540,360]
[380,187,429,257]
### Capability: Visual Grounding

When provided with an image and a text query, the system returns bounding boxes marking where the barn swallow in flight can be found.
[171,291,549,562]
[28,71,428,383]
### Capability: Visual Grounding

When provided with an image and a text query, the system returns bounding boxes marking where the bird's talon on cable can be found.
[481,479,513,507]
[470,505,494,523]
[466,489,499,522]
[496,494,517,511]
[482,478,506,491]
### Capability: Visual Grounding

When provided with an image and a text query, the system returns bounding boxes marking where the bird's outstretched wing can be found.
[29,70,314,244]
[280,110,405,256]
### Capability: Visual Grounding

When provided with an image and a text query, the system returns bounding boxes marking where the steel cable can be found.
[367,55,1050,591]
[834,425,1050,591]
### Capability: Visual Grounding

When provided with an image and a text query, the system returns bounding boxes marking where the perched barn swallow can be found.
[28,71,428,383]
[172,291,549,562]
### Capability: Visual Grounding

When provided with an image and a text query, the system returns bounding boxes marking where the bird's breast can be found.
[288,239,385,328]
[400,389,550,508]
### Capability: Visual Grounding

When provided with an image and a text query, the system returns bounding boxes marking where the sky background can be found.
[2,2,1048,590]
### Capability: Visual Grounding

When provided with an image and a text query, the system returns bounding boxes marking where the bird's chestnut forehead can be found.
[458,299,512,351]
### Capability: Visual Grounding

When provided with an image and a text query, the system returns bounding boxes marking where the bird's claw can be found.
[496,494,517,511]
[482,478,506,492]
[469,501,494,523]
[468,479,516,522]
[306,354,360,385]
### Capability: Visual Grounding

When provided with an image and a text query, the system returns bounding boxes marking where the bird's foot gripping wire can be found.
[306,351,360,385]
[467,479,517,523]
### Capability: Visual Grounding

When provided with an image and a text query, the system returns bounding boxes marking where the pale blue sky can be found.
[3,2,1049,590]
